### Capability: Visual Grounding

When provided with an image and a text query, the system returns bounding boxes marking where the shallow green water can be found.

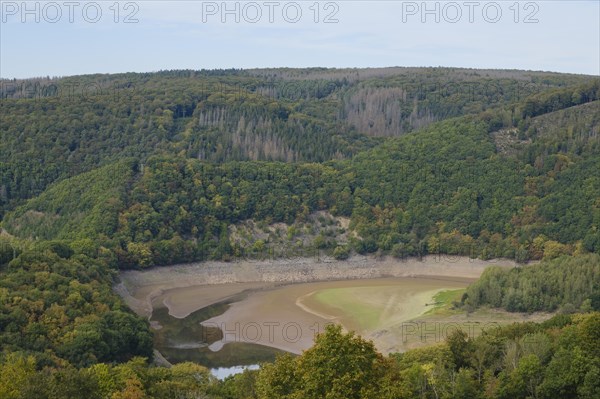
[151,294,287,368]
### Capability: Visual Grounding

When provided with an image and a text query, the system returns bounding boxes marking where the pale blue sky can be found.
[1,1,599,78]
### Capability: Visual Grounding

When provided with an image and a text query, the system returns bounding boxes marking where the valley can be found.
[116,255,553,367]
[1,67,598,398]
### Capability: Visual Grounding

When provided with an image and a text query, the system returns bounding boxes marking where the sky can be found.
[1,0,599,78]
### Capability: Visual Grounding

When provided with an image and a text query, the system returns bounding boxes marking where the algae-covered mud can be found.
[117,256,514,365]
[201,276,471,355]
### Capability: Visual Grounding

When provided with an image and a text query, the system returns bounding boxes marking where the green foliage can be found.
[3,80,599,267]
[0,356,216,399]
[521,79,600,119]
[333,245,350,260]
[0,353,36,399]
[208,369,259,399]
[256,324,391,399]
[464,254,600,312]
[254,313,600,399]
[0,241,153,368]
[3,160,136,240]
[1,306,599,398]
[3,70,599,268]
[1,68,599,398]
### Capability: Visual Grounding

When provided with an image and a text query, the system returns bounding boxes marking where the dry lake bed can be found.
[116,255,534,362]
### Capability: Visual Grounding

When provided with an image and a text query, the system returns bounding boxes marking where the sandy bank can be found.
[115,255,517,355]
[116,255,514,319]
[201,277,470,354]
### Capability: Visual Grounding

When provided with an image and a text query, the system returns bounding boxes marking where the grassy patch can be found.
[314,288,381,330]
[399,306,555,352]
[425,289,465,315]
[311,285,463,331]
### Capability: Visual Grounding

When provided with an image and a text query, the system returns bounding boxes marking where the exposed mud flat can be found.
[201,276,471,354]
[116,255,514,319]
[115,255,516,355]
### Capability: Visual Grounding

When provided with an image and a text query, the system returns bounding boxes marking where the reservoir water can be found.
[149,276,471,369]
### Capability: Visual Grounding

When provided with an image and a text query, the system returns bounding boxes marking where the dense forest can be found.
[1,67,599,398]
[3,101,599,265]
[463,254,600,313]
[2,313,599,398]
[1,68,596,216]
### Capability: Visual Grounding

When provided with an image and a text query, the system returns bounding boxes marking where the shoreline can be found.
[114,255,521,357]
[116,254,515,319]
[200,278,470,354]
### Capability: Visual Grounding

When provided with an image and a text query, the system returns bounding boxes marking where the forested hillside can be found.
[3,77,598,265]
[1,68,595,217]
[463,254,600,313]
[1,68,599,398]
[2,312,599,398]
[0,237,153,369]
